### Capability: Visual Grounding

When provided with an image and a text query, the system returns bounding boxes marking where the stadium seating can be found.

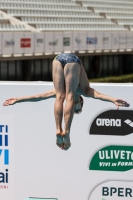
[117,19,133,25]
[22,17,113,25]
[106,13,133,19]
[37,24,126,31]
[0,24,27,31]
[74,0,133,3]
[0,0,132,31]
[80,0,133,31]
[82,1,133,8]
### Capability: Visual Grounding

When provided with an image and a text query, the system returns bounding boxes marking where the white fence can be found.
[0,31,133,56]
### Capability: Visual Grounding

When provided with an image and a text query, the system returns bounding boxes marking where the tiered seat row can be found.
[117,19,133,25]
[0,24,27,31]
[94,8,133,14]
[0,3,88,12]
[2,0,76,4]
[72,0,133,3]
[22,17,113,25]
[37,24,127,31]
[82,1,133,8]
[78,0,133,31]
[106,13,133,19]
[8,10,95,17]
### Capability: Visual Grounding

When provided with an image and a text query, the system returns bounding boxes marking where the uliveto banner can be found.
[0,82,133,200]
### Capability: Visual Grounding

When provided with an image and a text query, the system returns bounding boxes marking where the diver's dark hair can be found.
[74,96,84,114]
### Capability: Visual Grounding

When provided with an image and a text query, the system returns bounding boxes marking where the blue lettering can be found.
[0,125,4,133]
[4,150,9,165]
[0,135,2,146]
[5,135,8,146]
[6,125,8,133]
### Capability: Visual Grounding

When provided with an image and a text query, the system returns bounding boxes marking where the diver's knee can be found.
[65,93,75,102]
[56,93,65,101]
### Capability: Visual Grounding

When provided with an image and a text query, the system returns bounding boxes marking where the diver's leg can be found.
[52,60,65,149]
[63,63,81,150]
[78,64,90,94]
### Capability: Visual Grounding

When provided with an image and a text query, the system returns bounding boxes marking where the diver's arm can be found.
[3,89,56,106]
[76,87,130,109]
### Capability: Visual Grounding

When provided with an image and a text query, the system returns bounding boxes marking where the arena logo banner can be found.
[89,110,133,136]
[89,145,133,172]
[89,181,133,200]
[0,115,14,200]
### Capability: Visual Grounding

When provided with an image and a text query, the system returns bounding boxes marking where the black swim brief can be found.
[54,53,82,68]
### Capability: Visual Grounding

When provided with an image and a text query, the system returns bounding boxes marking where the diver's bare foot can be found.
[62,132,71,151]
[56,130,64,150]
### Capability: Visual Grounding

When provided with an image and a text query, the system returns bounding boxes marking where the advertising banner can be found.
[63,32,72,52]
[96,31,103,50]
[0,114,14,200]
[119,32,126,50]
[126,32,133,49]
[87,31,96,51]
[78,31,87,51]
[1,31,133,56]
[2,33,14,55]
[14,32,24,55]
[54,32,63,53]
[21,33,34,54]
[90,181,133,200]
[34,32,44,54]
[111,32,119,50]
[72,31,79,51]
[1,82,133,200]
[44,32,54,54]
[103,32,111,50]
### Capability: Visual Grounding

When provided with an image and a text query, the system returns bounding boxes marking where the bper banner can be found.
[0,82,133,200]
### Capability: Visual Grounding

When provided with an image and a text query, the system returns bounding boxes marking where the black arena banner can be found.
[89,110,133,136]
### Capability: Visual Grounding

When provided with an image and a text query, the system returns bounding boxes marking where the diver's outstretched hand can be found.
[3,98,17,106]
[114,99,130,110]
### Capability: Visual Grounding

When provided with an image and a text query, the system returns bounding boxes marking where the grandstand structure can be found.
[0,0,133,81]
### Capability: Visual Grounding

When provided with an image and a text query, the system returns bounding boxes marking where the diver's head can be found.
[74,96,84,114]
